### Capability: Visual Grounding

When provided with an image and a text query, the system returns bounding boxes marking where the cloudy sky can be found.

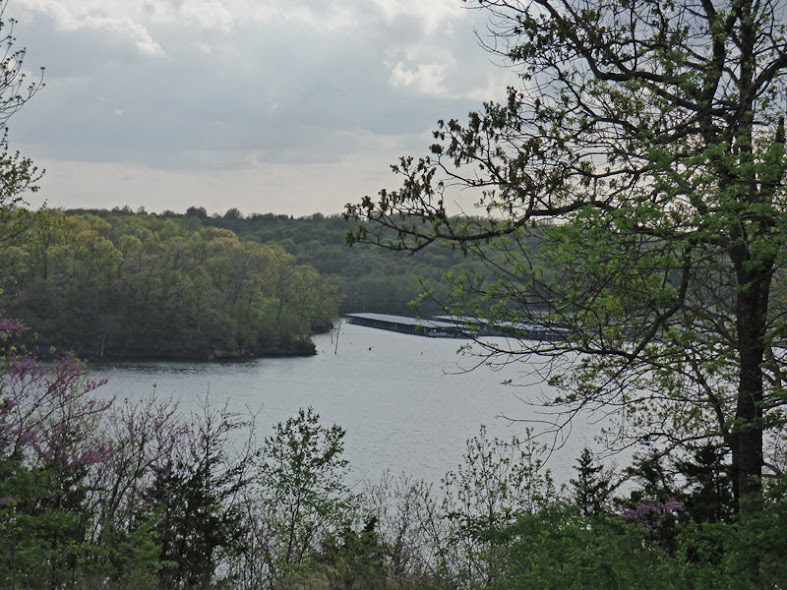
[4,0,514,217]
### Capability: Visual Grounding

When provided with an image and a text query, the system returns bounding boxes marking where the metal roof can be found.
[346,312,459,329]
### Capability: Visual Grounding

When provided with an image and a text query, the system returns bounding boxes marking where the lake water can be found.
[90,322,607,489]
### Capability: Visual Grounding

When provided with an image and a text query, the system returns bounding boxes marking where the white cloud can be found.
[463,68,520,102]
[175,1,234,32]
[389,60,450,96]
[18,0,165,57]
[371,0,465,35]
[7,0,516,215]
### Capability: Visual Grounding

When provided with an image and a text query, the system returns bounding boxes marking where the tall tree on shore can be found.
[348,0,787,504]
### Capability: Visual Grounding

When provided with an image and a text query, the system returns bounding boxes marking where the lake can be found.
[90,321,608,489]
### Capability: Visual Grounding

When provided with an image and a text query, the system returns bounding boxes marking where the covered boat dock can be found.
[346,313,569,341]
[345,313,466,338]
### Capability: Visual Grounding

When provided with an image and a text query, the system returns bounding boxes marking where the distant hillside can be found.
[59,206,498,317]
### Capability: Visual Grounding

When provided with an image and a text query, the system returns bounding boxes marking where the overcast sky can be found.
[4,0,514,217]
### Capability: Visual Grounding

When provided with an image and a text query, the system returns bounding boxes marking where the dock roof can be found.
[346,312,459,329]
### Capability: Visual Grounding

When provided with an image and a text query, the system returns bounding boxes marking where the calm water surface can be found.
[90,323,604,488]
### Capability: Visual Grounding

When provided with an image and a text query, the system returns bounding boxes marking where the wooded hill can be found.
[0,209,340,359]
[176,205,495,316]
[0,207,488,359]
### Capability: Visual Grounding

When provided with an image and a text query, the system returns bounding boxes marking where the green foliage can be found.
[0,209,340,359]
[570,448,615,517]
[483,474,787,590]
[354,428,558,590]
[3,353,787,590]
[230,407,357,588]
[258,406,352,565]
[438,427,555,587]
[489,505,677,590]
[313,517,390,590]
[676,444,735,524]
[69,207,493,318]
[147,403,251,589]
[0,0,44,246]
[0,336,162,588]
[347,0,787,513]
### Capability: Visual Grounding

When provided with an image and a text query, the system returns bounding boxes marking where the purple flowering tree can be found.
[0,314,254,588]
[0,315,114,586]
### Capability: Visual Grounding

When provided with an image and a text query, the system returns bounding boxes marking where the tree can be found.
[347,0,787,506]
[243,407,354,588]
[0,317,164,588]
[146,403,251,589]
[570,448,615,517]
[440,426,555,586]
[0,0,43,244]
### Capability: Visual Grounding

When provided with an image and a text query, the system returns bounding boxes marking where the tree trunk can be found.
[732,261,772,503]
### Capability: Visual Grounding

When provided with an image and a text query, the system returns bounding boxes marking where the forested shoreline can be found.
[0,209,342,359]
[0,206,492,360]
[71,205,495,316]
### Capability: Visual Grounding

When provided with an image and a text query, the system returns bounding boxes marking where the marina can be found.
[345,312,570,341]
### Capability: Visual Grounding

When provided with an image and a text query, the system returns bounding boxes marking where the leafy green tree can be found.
[348,0,787,506]
[316,516,388,590]
[487,504,679,590]
[676,444,735,523]
[439,426,555,586]
[241,407,354,588]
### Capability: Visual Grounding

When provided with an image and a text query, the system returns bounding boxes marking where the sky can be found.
[3,0,515,217]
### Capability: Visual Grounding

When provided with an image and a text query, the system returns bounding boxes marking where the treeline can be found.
[0,209,338,359]
[2,321,786,589]
[64,206,497,317]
